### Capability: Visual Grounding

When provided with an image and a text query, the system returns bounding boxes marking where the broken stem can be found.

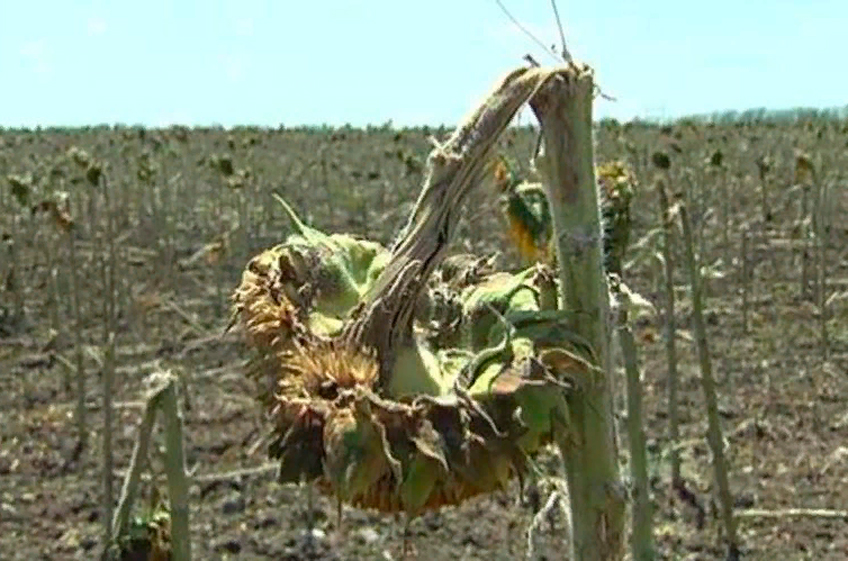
[110,383,163,541]
[345,66,558,389]
[529,64,625,561]
[159,374,192,561]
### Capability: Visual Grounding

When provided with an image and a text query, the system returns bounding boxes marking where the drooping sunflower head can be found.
[231,245,305,357]
[277,340,380,399]
[596,160,636,210]
[596,160,637,275]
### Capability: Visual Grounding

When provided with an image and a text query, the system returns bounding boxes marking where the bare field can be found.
[1,121,847,560]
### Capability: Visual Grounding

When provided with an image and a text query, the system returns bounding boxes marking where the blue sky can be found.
[1,0,844,128]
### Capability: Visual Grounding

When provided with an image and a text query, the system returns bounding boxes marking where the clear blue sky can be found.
[1,0,844,128]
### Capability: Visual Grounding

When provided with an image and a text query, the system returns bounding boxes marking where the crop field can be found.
[1,116,847,560]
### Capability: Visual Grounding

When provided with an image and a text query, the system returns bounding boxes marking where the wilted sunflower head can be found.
[596,160,636,275]
[277,340,380,399]
[596,160,636,207]
[231,246,305,354]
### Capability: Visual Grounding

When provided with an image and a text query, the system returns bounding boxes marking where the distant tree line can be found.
[597,105,848,128]
[2,105,847,134]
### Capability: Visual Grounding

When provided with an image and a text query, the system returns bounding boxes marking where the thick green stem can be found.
[529,64,625,561]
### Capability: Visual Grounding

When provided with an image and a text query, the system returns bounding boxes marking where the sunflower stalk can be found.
[100,170,119,549]
[68,219,88,457]
[107,371,191,561]
[679,202,740,560]
[655,176,682,486]
[611,278,654,560]
[5,195,26,328]
[528,63,625,561]
[110,381,162,544]
[159,373,191,561]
